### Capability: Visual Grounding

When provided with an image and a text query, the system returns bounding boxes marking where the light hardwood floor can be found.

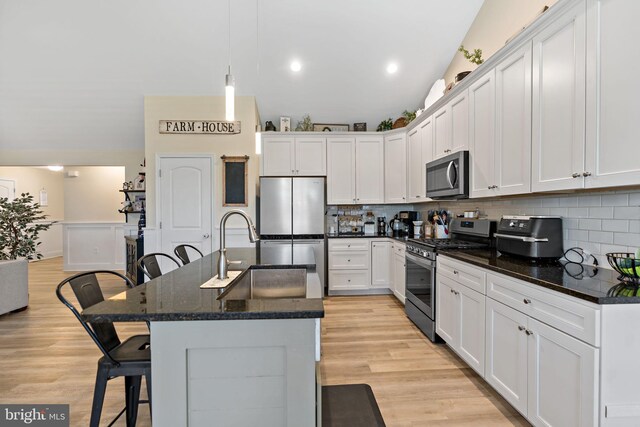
[0,257,528,426]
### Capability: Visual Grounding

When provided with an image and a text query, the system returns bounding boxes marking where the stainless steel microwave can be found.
[425,151,469,199]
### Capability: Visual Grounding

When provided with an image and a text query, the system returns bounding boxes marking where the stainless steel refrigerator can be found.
[258,177,326,290]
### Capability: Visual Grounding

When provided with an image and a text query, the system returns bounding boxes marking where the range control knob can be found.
[509,221,516,227]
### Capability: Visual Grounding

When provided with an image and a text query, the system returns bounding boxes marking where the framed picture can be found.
[221,155,249,207]
[133,175,145,191]
[280,117,291,132]
[313,123,350,132]
[353,122,367,132]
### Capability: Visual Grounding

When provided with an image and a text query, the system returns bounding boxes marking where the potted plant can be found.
[0,193,51,315]
[455,45,484,83]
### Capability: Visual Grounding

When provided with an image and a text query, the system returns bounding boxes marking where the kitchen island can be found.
[83,247,324,427]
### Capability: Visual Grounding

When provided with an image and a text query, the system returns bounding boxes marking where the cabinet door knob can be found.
[572,173,581,178]
[523,298,531,304]
[296,170,299,174]
[292,170,295,173]
[453,270,459,275]
[525,329,533,336]
[450,289,454,294]
[583,171,592,177]
[518,325,526,331]
[347,259,351,262]
[347,279,351,282]
[203,234,210,239]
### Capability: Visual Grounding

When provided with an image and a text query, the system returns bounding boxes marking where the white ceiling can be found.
[0,0,482,151]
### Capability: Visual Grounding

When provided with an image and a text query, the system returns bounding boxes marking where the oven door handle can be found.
[406,252,436,268]
[494,233,549,243]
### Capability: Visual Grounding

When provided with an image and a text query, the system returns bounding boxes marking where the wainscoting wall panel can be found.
[63,222,137,271]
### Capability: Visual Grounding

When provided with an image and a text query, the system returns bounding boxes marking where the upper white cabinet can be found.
[262,136,326,176]
[327,137,356,204]
[407,127,423,202]
[327,136,384,205]
[469,70,496,199]
[406,117,433,202]
[434,90,469,159]
[585,0,640,188]
[470,43,532,198]
[531,1,587,192]
[384,132,407,203]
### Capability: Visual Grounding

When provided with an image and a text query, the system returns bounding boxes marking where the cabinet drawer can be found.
[329,251,370,270]
[329,270,370,290]
[487,272,600,346]
[438,256,486,294]
[392,242,406,257]
[328,239,369,251]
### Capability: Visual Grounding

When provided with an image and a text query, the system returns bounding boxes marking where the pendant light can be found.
[255,0,261,154]
[225,0,234,121]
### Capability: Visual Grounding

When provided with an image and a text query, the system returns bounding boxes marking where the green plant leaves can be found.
[0,193,52,260]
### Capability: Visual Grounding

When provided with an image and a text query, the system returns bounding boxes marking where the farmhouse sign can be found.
[159,120,241,135]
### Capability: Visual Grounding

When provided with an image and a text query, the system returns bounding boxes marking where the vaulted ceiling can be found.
[0,0,482,151]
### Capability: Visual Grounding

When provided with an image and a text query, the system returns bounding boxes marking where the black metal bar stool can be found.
[173,244,204,265]
[137,253,181,280]
[56,270,151,427]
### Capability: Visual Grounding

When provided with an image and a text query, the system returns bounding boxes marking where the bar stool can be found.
[173,244,204,265]
[137,253,181,280]
[56,270,151,427]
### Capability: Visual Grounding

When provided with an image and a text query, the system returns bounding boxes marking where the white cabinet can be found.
[392,242,406,303]
[433,90,469,159]
[585,0,640,188]
[371,240,392,288]
[532,1,586,192]
[470,42,532,198]
[384,133,407,203]
[327,137,356,204]
[262,136,326,176]
[494,42,532,196]
[355,136,385,204]
[527,318,598,427]
[406,127,423,202]
[436,272,486,376]
[327,136,384,205]
[406,117,433,202]
[469,70,496,198]
[485,297,529,415]
[328,238,370,293]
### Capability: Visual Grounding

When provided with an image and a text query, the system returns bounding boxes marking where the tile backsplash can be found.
[416,190,640,268]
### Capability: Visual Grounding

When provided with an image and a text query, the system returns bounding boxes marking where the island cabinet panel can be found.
[532,0,586,192]
[585,0,640,188]
[151,318,318,427]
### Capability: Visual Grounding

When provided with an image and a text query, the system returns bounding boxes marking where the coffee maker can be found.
[398,211,419,235]
[377,217,387,235]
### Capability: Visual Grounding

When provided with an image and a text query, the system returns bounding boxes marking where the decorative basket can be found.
[392,117,408,129]
[606,252,640,285]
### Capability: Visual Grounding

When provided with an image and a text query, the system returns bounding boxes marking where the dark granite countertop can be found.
[441,249,640,305]
[82,247,324,323]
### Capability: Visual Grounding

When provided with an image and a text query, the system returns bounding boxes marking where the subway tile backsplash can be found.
[415,189,640,268]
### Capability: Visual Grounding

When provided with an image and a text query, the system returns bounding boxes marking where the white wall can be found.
[443,0,558,85]
[143,96,259,251]
[63,166,125,222]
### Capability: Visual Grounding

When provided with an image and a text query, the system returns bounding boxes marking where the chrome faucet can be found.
[218,209,259,279]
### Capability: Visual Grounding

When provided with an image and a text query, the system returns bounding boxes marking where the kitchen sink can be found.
[217,267,307,300]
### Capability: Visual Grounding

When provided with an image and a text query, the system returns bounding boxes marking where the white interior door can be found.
[159,157,213,269]
[0,179,16,200]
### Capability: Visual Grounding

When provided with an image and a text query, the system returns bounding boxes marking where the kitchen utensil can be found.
[413,221,424,238]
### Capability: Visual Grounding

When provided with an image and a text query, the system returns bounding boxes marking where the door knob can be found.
[203,234,210,239]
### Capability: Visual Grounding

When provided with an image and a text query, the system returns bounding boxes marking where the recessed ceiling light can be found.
[386,63,398,74]
[290,60,302,72]
[47,165,63,172]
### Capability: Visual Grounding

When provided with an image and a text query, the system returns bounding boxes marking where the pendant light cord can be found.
[228,0,231,70]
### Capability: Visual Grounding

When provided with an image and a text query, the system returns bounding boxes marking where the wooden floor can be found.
[0,257,529,426]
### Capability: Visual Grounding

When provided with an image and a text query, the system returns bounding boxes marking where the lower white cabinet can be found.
[392,242,406,303]
[436,274,485,376]
[371,240,392,288]
[485,298,598,426]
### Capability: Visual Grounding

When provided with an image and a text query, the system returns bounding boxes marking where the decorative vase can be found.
[265,121,276,132]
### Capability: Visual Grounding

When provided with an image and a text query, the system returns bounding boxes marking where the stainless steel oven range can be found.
[404,218,496,342]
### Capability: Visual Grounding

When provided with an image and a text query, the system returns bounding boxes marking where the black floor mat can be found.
[322,384,386,427]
